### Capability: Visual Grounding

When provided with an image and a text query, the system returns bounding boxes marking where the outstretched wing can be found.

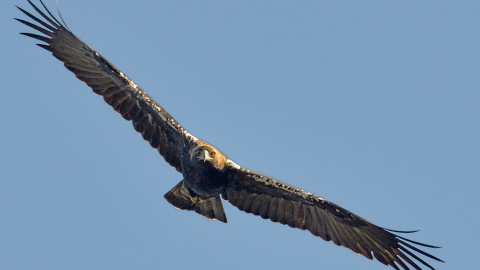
[222,162,443,270]
[16,0,197,172]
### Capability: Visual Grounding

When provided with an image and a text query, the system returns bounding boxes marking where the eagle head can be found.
[190,143,227,171]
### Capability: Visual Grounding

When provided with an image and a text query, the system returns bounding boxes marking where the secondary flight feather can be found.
[16,1,443,269]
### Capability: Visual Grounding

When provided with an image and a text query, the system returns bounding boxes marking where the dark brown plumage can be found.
[16,1,443,269]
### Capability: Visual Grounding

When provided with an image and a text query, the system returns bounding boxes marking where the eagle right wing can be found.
[222,162,443,270]
[16,0,197,172]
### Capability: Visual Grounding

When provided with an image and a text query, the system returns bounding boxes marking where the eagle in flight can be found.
[16,1,443,269]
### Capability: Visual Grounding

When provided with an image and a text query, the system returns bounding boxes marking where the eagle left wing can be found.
[222,162,443,270]
[16,0,197,172]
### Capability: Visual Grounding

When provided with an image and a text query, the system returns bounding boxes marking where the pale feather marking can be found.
[227,162,327,203]
[93,50,198,143]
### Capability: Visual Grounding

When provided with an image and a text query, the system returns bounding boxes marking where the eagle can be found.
[16,1,443,269]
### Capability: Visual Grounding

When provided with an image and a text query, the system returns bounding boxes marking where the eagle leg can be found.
[164,180,227,223]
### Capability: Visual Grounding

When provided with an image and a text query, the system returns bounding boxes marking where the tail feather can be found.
[164,180,227,223]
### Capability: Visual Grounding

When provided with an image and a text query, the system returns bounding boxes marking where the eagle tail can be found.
[164,180,227,223]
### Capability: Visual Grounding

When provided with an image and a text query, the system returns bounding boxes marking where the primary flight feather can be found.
[16,1,443,269]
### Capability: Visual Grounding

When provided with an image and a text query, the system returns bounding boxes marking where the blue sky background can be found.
[2,1,479,269]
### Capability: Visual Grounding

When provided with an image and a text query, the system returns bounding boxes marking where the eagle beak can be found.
[200,149,212,163]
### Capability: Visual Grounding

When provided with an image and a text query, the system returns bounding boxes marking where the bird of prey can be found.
[16,1,443,269]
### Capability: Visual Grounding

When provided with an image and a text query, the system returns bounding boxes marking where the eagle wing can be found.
[16,0,197,172]
[222,162,443,270]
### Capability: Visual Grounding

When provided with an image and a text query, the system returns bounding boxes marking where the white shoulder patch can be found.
[226,159,242,169]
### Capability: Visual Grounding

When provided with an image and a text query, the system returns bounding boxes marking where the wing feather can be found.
[292,200,305,229]
[223,163,443,270]
[249,194,264,216]
[258,195,271,219]
[267,197,280,223]
[16,0,197,172]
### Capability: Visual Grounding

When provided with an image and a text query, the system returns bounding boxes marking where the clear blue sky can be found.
[2,1,478,269]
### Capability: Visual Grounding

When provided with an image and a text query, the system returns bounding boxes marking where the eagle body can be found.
[16,1,443,269]
[161,141,229,223]
[181,142,228,198]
